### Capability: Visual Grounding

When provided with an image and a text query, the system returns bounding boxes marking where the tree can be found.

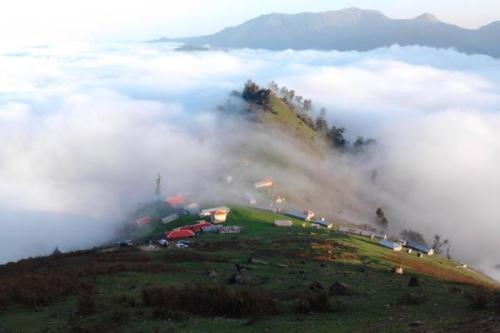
[155,174,162,197]
[303,99,312,111]
[242,80,271,108]
[315,108,329,134]
[353,137,377,152]
[400,230,426,244]
[432,234,449,255]
[329,126,347,149]
[375,208,388,229]
[268,81,279,92]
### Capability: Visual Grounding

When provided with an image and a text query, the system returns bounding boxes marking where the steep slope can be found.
[153,8,500,57]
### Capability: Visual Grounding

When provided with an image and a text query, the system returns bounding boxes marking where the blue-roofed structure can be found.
[406,241,434,255]
[378,239,403,251]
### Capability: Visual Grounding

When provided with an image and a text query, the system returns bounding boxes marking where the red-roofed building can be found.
[135,216,152,226]
[179,221,212,233]
[165,229,195,240]
[254,179,273,189]
[165,195,185,207]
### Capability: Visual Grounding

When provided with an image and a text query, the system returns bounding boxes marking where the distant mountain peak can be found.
[414,13,440,23]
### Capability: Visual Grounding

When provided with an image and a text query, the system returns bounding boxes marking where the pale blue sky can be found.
[0,0,499,45]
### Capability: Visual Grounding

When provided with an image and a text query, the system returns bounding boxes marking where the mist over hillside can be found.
[154,7,500,58]
[1,42,500,279]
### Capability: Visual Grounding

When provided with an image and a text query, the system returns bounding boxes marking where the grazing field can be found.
[0,207,498,333]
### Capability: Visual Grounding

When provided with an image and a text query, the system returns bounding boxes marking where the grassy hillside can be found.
[0,207,498,333]
[259,94,324,144]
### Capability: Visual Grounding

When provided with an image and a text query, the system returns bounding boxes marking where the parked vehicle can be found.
[176,240,191,248]
[157,239,169,247]
[118,240,133,248]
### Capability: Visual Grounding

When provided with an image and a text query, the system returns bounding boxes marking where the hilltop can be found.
[152,7,500,58]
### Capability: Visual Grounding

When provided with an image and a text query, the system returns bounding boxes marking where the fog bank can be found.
[1,43,500,279]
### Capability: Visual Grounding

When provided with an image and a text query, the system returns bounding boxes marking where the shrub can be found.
[294,292,332,313]
[142,284,279,318]
[408,276,420,287]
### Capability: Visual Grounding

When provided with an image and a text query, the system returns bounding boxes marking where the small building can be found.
[406,241,434,255]
[201,225,222,233]
[211,211,228,223]
[161,213,179,225]
[254,179,273,189]
[373,232,387,240]
[179,221,212,233]
[303,210,315,221]
[219,226,242,234]
[312,218,334,229]
[283,209,314,222]
[274,220,293,227]
[359,230,374,238]
[135,216,152,227]
[165,195,185,207]
[337,226,350,234]
[379,239,403,251]
[274,196,285,204]
[165,229,195,240]
[184,203,200,215]
[199,206,231,217]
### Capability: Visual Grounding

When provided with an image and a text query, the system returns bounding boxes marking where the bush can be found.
[294,292,333,313]
[142,284,279,318]
[408,276,420,287]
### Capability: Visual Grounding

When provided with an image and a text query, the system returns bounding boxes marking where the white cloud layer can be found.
[1,43,500,279]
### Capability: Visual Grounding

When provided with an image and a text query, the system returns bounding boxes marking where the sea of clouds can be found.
[1,42,500,279]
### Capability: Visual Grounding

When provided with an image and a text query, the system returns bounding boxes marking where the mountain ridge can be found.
[152,8,500,57]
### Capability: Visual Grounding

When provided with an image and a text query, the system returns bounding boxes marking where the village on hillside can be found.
[114,172,462,273]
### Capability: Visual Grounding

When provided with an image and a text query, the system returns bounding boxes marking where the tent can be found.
[165,229,195,240]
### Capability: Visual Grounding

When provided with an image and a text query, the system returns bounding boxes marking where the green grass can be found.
[0,207,498,333]
[259,95,325,147]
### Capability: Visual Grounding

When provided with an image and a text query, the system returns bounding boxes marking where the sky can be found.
[0,0,499,46]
